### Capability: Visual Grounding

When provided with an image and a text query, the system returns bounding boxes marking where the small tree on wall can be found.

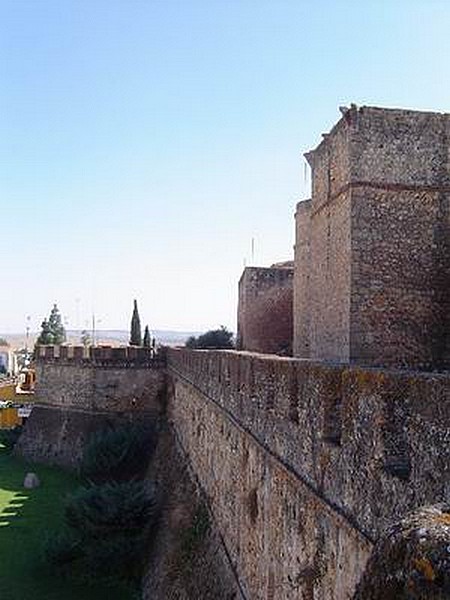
[130,300,142,346]
[48,304,66,344]
[37,304,66,345]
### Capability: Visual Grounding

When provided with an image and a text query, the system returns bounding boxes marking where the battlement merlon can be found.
[305,105,450,205]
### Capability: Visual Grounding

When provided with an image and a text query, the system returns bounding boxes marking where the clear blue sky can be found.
[1,0,449,334]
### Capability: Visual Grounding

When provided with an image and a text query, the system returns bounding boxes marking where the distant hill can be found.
[0,330,201,350]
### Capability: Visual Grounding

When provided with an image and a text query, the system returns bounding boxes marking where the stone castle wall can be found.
[295,106,450,370]
[34,346,165,414]
[293,200,311,358]
[167,347,450,598]
[15,346,166,467]
[237,265,294,355]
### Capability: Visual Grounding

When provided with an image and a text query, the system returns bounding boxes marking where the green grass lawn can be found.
[0,445,138,600]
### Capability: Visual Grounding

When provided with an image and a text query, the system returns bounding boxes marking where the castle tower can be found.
[237,263,294,355]
[294,105,450,369]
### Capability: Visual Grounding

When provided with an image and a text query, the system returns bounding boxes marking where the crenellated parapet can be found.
[36,344,164,367]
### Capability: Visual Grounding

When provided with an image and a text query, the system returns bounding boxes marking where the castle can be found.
[16,106,450,599]
[239,105,450,371]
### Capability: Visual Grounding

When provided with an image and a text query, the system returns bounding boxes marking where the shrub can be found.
[80,423,157,484]
[45,481,159,582]
[0,425,23,451]
[43,530,82,570]
[81,532,149,580]
[65,480,158,538]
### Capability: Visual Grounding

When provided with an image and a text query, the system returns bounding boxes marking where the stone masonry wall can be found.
[293,200,311,358]
[295,105,450,370]
[237,265,294,355]
[299,118,353,362]
[349,107,450,369]
[34,357,165,414]
[350,187,449,368]
[15,345,166,467]
[167,348,450,598]
[310,190,351,362]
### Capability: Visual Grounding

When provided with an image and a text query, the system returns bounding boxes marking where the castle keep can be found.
[294,106,450,369]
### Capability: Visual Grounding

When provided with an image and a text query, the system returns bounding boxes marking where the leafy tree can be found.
[37,304,66,345]
[143,325,151,348]
[0,338,9,347]
[185,326,234,349]
[129,299,142,346]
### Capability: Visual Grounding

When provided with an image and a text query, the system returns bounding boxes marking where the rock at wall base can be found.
[23,473,40,489]
[353,504,450,600]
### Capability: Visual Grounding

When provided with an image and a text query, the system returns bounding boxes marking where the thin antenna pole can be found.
[25,315,30,353]
[75,298,80,332]
[251,237,255,264]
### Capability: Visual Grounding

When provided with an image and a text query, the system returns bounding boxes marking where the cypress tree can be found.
[143,325,151,348]
[130,300,142,346]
